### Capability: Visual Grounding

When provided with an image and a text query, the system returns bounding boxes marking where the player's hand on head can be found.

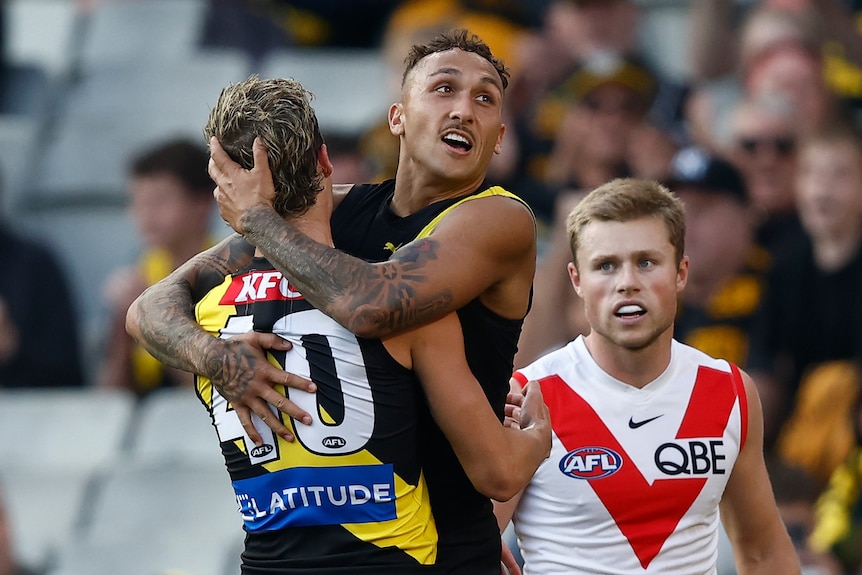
[209,331,316,445]
[208,136,276,233]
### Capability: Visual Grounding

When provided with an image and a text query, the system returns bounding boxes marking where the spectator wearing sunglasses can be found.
[687,3,841,156]
[727,94,808,265]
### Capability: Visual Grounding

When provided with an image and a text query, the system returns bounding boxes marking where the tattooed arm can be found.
[126,233,315,443]
[210,139,537,338]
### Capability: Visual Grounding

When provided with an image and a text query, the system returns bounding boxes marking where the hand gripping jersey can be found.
[195,258,438,575]
[331,179,532,574]
[511,336,749,575]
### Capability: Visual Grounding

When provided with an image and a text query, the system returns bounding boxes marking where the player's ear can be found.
[389,102,405,136]
[568,262,582,296]
[494,124,506,154]
[318,144,334,178]
[676,255,689,293]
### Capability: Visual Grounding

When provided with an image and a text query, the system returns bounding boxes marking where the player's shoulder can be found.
[515,340,579,381]
[672,339,734,374]
[438,186,537,247]
[458,185,535,220]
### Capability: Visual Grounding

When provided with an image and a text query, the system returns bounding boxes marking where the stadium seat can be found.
[7,0,81,80]
[78,0,208,71]
[257,48,390,136]
[0,388,136,472]
[127,386,224,466]
[32,52,251,201]
[0,467,93,572]
[48,459,243,575]
[0,116,39,215]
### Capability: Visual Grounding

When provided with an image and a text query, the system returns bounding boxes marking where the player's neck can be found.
[391,162,484,216]
[583,332,673,389]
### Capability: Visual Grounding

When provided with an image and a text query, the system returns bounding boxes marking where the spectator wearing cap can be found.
[508,53,657,224]
[668,146,770,370]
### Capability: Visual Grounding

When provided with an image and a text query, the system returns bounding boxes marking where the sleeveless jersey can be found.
[511,336,749,575]
[331,179,532,574]
[195,257,438,574]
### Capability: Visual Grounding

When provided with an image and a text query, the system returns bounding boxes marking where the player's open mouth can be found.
[442,131,473,151]
[615,304,645,318]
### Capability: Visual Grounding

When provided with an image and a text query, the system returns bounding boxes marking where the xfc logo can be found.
[654,440,727,475]
[220,271,303,305]
[559,447,623,480]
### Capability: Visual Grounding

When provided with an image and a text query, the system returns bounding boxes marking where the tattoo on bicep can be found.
[135,279,198,369]
[348,239,454,332]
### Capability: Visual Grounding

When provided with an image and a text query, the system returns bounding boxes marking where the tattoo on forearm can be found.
[134,235,256,376]
[244,207,452,336]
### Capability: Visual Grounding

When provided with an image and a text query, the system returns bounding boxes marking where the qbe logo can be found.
[559,446,623,480]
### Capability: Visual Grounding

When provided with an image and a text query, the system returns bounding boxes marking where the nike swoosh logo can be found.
[628,414,663,429]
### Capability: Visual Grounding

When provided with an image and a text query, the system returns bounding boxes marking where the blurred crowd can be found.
[2,0,862,573]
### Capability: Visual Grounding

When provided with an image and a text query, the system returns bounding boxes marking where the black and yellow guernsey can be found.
[331,179,532,575]
[196,258,438,574]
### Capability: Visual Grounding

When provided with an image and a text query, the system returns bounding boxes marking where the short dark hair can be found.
[402,28,509,90]
[129,138,212,199]
[204,75,324,217]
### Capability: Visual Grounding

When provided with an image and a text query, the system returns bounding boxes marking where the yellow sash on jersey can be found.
[413,186,534,241]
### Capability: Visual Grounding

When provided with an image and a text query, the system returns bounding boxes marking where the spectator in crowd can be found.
[689,0,862,117]
[625,80,691,183]
[809,371,862,574]
[725,93,808,263]
[503,0,644,119]
[747,121,862,459]
[510,54,657,224]
[668,147,768,369]
[321,132,375,185]
[0,186,84,388]
[686,3,839,153]
[778,361,861,489]
[96,138,216,396]
[513,188,590,369]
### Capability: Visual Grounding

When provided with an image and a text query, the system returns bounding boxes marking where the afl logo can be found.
[559,446,623,480]
[250,444,274,458]
[322,436,346,449]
